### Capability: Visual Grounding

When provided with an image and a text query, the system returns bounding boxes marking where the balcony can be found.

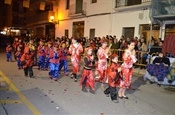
[115,0,151,12]
[26,11,55,26]
[68,2,86,17]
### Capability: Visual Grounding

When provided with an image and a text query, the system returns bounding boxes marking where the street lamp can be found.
[50,16,59,24]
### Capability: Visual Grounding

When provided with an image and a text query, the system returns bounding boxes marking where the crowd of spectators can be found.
[0,34,166,68]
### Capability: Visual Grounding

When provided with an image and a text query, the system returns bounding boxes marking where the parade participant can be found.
[80,46,95,94]
[15,47,22,69]
[45,41,52,70]
[69,37,83,82]
[59,42,68,76]
[6,43,13,62]
[95,37,111,83]
[118,41,137,99]
[20,46,35,78]
[49,43,61,81]
[13,38,19,60]
[17,39,25,54]
[37,40,46,70]
[104,54,122,103]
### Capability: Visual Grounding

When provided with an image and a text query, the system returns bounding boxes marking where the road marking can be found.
[0,87,12,91]
[0,100,22,104]
[0,71,42,115]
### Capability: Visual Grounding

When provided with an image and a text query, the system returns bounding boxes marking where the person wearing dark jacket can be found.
[146,52,170,83]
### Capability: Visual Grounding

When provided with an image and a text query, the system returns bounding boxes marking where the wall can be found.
[56,0,152,39]
[112,9,151,39]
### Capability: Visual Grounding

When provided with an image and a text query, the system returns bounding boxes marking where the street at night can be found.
[0,51,175,115]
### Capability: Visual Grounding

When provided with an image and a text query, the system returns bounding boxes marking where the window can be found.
[127,0,141,6]
[123,27,135,39]
[91,0,97,3]
[65,29,69,37]
[66,0,70,9]
[89,29,95,39]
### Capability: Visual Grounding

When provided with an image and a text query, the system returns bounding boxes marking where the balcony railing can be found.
[115,0,151,8]
[26,11,54,26]
[68,2,86,17]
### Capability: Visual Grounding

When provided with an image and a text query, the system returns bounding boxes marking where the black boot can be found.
[74,74,78,82]
[82,85,88,92]
[89,87,95,94]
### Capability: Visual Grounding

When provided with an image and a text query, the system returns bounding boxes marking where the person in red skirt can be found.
[104,54,122,103]
[118,41,137,99]
[80,46,95,94]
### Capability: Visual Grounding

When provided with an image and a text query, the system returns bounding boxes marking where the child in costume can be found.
[69,37,83,82]
[37,40,46,70]
[15,47,22,69]
[45,42,52,70]
[6,43,13,62]
[80,46,95,94]
[20,47,35,78]
[95,38,111,83]
[59,42,68,76]
[49,43,61,81]
[104,54,122,103]
[118,41,137,99]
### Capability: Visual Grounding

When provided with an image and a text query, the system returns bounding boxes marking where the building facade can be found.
[55,0,152,42]
[55,0,175,43]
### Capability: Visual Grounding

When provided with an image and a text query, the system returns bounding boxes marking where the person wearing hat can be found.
[104,54,122,103]
[45,41,53,70]
[69,37,83,82]
[80,46,95,94]
[37,40,46,70]
[48,43,61,81]
[95,37,111,83]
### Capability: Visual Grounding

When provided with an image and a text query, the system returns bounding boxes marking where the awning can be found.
[153,15,175,21]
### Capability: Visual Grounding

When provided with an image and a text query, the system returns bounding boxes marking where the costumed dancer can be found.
[13,38,19,60]
[104,54,122,103]
[20,46,35,78]
[6,43,13,62]
[118,41,137,99]
[59,42,68,76]
[49,43,61,81]
[80,46,95,94]
[45,41,52,70]
[95,38,111,85]
[69,37,83,82]
[37,40,46,70]
[15,47,22,69]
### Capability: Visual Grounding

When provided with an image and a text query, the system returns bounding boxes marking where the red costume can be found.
[96,47,108,83]
[20,48,35,78]
[80,55,95,91]
[107,62,121,88]
[20,50,35,68]
[69,43,83,74]
[120,50,137,89]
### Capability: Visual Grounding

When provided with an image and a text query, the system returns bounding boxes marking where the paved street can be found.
[0,51,175,115]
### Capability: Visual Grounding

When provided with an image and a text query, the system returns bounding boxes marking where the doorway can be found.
[72,21,84,38]
[140,24,160,44]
